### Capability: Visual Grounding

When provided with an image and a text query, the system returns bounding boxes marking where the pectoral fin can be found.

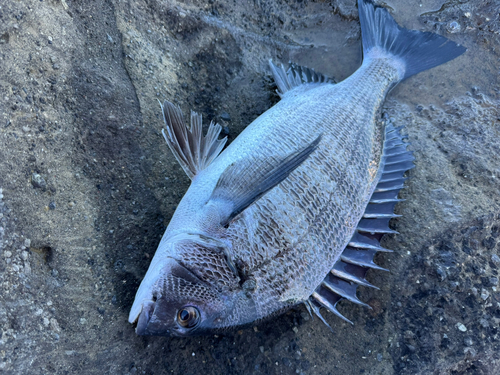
[209,135,322,227]
[160,101,227,179]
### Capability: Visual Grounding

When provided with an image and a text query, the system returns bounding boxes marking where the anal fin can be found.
[310,122,413,329]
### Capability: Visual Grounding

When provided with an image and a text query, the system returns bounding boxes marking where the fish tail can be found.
[358,0,466,80]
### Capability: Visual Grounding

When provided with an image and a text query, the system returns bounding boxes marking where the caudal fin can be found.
[358,0,466,80]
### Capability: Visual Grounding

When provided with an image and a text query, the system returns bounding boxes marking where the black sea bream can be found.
[128,0,466,336]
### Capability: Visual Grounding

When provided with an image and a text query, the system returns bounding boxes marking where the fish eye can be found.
[176,306,200,328]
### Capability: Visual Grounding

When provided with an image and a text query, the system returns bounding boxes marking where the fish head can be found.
[129,237,254,336]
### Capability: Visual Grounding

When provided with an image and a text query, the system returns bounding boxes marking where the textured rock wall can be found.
[0,0,499,374]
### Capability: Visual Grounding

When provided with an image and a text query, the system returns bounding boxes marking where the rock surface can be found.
[0,0,499,374]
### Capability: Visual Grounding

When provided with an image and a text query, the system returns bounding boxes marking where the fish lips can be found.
[136,298,176,336]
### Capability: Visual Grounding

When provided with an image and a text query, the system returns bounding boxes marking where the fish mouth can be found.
[135,300,156,335]
[135,298,178,336]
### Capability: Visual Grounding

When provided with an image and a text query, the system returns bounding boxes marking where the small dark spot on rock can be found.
[492,226,500,238]
[220,111,231,121]
[436,266,447,281]
[300,360,310,370]
[282,357,291,367]
[49,201,56,210]
[483,237,496,250]
[462,245,473,255]
[32,246,54,264]
[0,32,9,44]
[114,260,124,272]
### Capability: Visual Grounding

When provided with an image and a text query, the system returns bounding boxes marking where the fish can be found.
[128,0,466,336]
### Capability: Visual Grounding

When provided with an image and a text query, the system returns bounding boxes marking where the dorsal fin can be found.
[160,101,227,179]
[309,122,413,328]
[269,60,335,98]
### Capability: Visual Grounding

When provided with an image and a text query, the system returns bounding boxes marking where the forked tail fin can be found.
[358,0,466,80]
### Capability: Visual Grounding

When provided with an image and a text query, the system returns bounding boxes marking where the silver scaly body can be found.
[128,0,465,336]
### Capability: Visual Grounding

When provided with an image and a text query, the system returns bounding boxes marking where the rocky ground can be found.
[0,0,499,374]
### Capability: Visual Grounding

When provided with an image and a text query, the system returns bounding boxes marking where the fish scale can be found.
[128,0,466,336]
[224,66,396,307]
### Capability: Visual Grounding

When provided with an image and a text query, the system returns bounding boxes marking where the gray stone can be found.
[31,173,47,190]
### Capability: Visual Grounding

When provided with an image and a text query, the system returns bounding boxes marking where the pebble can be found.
[464,337,473,346]
[491,254,500,265]
[21,251,28,260]
[464,347,477,357]
[31,173,47,190]
[481,289,490,300]
[3,250,12,258]
[220,112,231,121]
[24,239,31,248]
[446,21,461,33]
[377,353,383,362]
[457,323,467,332]
[480,318,489,328]
[300,311,310,321]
